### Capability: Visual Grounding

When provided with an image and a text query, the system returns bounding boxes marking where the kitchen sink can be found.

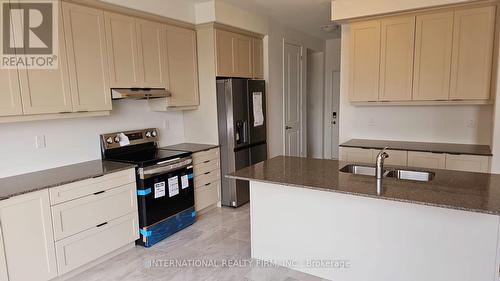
[386,169,434,182]
[340,164,434,182]
[340,164,379,177]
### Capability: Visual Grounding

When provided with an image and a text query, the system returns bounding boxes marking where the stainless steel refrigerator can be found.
[217,78,267,207]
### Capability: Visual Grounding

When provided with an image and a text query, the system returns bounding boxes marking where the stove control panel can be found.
[100,128,159,150]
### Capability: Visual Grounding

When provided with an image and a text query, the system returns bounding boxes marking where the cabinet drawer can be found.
[407,151,446,169]
[445,154,491,173]
[51,183,137,241]
[384,150,408,166]
[49,168,135,205]
[193,159,220,177]
[194,169,221,188]
[55,212,139,275]
[195,180,220,211]
[192,148,220,165]
[339,147,374,164]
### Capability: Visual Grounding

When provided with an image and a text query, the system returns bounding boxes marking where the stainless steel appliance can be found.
[217,78,267,207]
[100,128,195,247]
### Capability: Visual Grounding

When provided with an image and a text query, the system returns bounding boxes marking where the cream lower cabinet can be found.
[407,151,447,169]
[383,150,408,166]
[49,168,139,275]
[445,154,491,173]
[340,147,407,166]
[0,190,57,281]
[339,147,375,164]
[193,148,221,212]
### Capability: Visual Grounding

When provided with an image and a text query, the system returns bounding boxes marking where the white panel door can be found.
[284,42,303,157]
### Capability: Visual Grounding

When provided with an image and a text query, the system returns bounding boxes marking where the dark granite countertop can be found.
[228,156,500,216]
[0,160,136,200]
[161,143,219,153]
[340,139,492,156]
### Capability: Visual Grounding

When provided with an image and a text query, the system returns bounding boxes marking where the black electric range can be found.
[100,128,196,247]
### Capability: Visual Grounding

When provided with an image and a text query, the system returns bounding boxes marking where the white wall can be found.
[323,38,341,159]
[339,24,494,146]
[100,0,196,23]
[331,0,478,21]
[0,101,184,177]
[307,50,325,159]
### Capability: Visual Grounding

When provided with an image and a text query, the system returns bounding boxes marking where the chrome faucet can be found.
[375,147,389,195]
[376,147,389,179]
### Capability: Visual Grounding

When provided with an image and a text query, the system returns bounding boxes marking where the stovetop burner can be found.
[100,129,191,166]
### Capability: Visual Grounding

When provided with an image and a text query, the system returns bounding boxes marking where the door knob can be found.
[285,126,292,130]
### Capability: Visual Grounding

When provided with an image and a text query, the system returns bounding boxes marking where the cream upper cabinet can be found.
[63,2,111,112]
[215,29,235,77]
[105,12,141,88]
[349,20,381,102]
[450,6,495,100]
[413,12,454,101]
[0,69,22,116]
[253,38,264,79]
[164,25,199,107]
[379,16,415,101]
[234,34,253,78]
[0,190,57,281]
[215,29,256,78]
[17,2,72,115]
[407,151,446,169]
[136,19,167,88]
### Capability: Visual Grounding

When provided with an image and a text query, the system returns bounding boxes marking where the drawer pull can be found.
[204,171,211,175]
[203,160,210,164]
[205,182,211,186]
[93,190,106,195]
[96,222,108,228]
[92,174,104,179]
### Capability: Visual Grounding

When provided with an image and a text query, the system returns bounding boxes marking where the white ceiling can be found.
[213,0,340,39]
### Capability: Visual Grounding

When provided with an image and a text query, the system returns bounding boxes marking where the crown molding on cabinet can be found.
[63,0,196,30]
[341,0,498,24]
[196,22,265,39]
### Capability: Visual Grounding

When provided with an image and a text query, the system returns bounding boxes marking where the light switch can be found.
[35,135,46,149]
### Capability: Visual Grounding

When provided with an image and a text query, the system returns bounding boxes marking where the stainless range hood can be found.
[111,88,171,100]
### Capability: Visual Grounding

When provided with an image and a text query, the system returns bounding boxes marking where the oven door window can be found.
[137,167,194,227]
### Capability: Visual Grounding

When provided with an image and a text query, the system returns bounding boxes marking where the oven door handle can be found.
[138,157,192,179]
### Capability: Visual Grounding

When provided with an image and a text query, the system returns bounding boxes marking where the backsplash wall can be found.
[0,100,185,178]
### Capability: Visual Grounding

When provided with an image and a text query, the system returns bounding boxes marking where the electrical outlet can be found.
[164,120,170,130]
[35,135,46,149]
[466,119,476,128]
[368,118,376,127]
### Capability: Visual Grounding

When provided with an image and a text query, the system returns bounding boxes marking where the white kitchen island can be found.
[229,156,500,281]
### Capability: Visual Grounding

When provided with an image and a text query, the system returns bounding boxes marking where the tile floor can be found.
[69,204,325,281]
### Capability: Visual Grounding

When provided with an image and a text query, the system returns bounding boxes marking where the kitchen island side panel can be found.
[249,181,500,281]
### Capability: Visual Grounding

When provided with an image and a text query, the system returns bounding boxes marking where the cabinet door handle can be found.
[93,190,105,195]
[96,222,108,228]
